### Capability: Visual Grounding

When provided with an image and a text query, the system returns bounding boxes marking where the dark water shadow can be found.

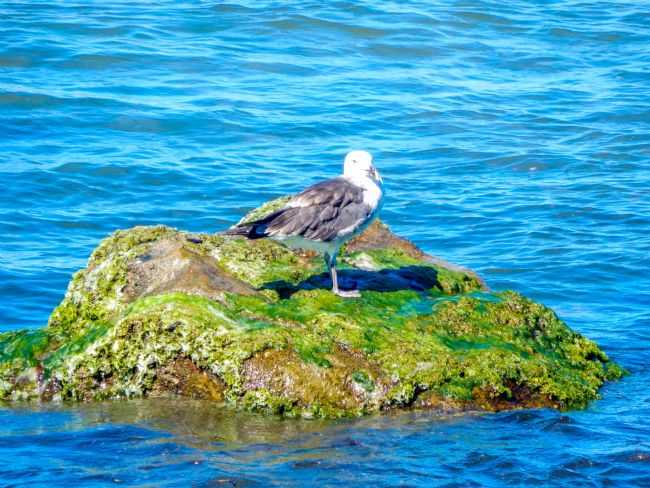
[262,265,440,299]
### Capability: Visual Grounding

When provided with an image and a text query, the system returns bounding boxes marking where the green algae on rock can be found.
[0,198,624,416]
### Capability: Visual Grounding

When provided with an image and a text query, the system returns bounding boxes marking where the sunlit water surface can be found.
[1,1,649,486]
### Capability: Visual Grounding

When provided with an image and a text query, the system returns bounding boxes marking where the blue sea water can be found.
[1,0,649,485]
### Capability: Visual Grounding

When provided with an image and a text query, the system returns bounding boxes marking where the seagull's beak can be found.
[371,167,382,184]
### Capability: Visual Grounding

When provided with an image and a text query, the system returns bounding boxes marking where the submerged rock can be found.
[0,198,624,417]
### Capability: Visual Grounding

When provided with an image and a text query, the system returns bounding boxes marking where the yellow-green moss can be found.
[47,225,177,338]
[211,238,321,288]
[237,196,291,225]
[0,201,626,417]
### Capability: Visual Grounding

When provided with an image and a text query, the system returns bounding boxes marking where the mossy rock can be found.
[0,198,625,417]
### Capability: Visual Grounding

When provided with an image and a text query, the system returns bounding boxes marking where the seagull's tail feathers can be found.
[222,223,267,239]
[222,208,286,239]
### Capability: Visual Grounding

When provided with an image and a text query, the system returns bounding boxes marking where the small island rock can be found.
[0,198,624,418]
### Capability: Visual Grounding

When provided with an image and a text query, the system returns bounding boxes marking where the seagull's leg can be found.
[324,252,338,292]
[325,252,360,298]
[330,261,339,293]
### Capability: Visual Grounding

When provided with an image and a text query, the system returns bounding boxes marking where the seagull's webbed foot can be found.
[334,288,361,298]
[333,290,361,298]
[327,255,361,298]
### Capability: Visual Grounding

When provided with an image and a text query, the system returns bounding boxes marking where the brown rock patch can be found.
[348,220,486,288]
[151,358,226,401]
[124,238,257,302]
[347,220,425,259]
[242,347,390,411]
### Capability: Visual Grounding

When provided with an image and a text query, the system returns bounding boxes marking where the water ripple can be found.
[1,0,649,486]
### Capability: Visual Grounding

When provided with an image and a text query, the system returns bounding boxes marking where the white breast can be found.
[334,175,383,241]
[345,175,383,212]
[364,179,383,211]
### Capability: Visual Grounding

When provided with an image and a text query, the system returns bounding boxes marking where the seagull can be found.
[225,150,384,297]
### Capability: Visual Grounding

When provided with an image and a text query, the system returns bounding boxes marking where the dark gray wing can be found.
[232,177,371,242]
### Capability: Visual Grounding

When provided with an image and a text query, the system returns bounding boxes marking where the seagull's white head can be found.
[343,150,382,184]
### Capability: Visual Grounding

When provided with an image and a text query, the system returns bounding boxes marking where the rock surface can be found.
[0,198,624,417]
